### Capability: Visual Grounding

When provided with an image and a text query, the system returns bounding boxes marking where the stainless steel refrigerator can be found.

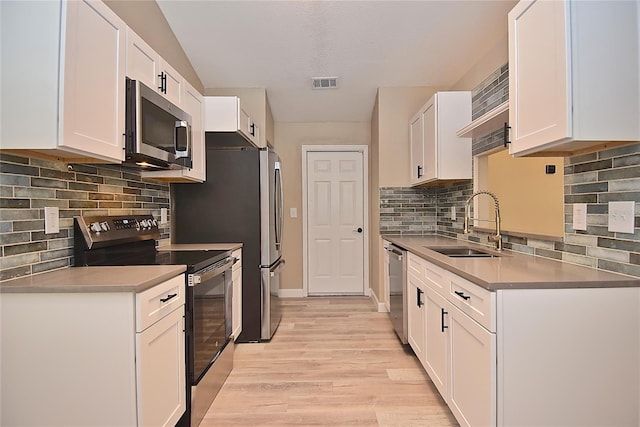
[171,138,284,342]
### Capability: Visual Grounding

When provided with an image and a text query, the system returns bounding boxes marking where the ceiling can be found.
[157,0,516,123]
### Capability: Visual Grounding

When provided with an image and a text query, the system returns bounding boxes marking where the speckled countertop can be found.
[384,235,640,290]
[158,243,243,251]
[0,243,242,294]
[0,265,186,294]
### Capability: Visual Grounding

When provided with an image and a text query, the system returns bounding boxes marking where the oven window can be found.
[192,272,227,382]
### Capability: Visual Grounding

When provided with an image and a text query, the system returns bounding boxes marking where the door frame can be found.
[302,145,369,297]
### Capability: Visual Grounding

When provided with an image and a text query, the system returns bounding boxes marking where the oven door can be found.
[188,260,233,385]
[186,257,235,427]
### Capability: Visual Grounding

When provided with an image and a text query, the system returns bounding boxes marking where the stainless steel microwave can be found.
[124,78,192,170]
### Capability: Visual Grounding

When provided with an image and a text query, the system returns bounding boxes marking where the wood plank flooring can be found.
[202,297,458,426]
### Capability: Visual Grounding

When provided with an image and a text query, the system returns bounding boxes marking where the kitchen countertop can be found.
[384,235,640,290]
[158,243,243,251]
[0,265,186,294]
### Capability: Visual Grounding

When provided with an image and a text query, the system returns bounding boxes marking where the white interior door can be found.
[306,150,365,295]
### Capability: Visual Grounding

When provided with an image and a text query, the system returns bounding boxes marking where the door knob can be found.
[355,227,363,233]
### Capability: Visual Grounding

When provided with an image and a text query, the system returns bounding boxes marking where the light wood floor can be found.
[202,297,458,426]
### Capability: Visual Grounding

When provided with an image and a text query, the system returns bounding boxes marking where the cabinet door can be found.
[61,0,125,162]
[508,0,570,155]
[448,304,496,427]
[160,59,184,107]
[183,82,205,181]
[125,27,160,90]
[238,106,254,143]
[421,99,437,181]
[136,307,186,427]
[424,287,448,399]
[409,113,423,184]
[407,273,426,364]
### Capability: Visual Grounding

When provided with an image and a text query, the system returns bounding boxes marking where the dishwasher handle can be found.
[386,245,405,259]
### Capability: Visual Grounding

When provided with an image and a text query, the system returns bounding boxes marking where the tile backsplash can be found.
[0,153,170,281]
[381,62,639,279]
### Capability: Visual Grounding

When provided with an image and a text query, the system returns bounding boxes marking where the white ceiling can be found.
[157,0,517,123]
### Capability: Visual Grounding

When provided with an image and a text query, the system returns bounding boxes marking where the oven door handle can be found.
[189,256,235,286]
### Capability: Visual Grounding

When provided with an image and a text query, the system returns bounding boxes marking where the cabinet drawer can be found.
[407,253,426,278]
[136,274,185,332]
[449,275,495,332]
[423,260,449,296]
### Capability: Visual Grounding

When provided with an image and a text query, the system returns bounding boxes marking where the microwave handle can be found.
[174,120,191,158]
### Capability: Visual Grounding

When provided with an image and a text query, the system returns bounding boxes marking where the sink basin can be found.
[425,246,500,258]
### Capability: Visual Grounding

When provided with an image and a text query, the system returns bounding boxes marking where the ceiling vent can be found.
[312,77,338,89]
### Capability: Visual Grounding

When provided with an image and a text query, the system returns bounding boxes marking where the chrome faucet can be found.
[463,191,502,251]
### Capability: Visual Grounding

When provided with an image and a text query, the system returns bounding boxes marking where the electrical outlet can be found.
[573,203,587,231]
[160,208,168,224]
[451,206,456,221]
[608,201,635,234]
[44,207,59,234]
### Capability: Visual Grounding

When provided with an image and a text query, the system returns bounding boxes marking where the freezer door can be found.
[260,149,283,266]
[261,257,284,339]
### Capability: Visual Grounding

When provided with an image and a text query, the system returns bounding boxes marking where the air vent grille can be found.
[312,77,338,89]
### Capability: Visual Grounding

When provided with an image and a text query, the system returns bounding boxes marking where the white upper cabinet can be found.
[508,0,640,156]
[409,92,472,186]
[1,0,126,163]
[125,28,184,107]
[142,80,206,182]
[125,27,160,90]
[204,96,262,147]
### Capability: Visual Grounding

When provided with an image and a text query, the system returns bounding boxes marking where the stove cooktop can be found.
[91,249,230,273]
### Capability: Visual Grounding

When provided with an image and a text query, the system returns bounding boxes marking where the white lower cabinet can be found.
[407,270,426,364]
[423,287,448,398]
[0,274,186,427]
[405,252,639,427]
[417,253,496,427]
[232,248,243,341]
[136,306,186,426]
[447,303,495,427]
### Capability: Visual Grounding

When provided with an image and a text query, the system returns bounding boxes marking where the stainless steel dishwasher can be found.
[387,244,407,344]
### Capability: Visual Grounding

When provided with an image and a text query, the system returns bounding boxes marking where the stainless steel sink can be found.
[425,246,500,258]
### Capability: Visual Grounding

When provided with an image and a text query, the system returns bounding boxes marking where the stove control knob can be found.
[90,222,101,233]
[151,218,158,227]
[100,222,109,231]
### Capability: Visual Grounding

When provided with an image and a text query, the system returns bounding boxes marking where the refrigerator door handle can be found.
[270,258,285,276]
[275,162,284,249]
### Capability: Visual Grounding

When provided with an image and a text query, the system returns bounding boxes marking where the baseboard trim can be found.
[369,290,388,313]
[279,289,307,298]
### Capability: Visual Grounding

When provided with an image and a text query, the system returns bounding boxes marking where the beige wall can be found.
[104,0,203,93]
[274,122,371,292]
[377,87,442,187]
[203,88,273,148]
[449,35,508,91]
[369,86,440,304]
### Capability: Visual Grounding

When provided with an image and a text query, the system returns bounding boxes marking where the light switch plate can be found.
[44,207,59,234]
[572,203,587,231]
[290,207,298,218]
[160,207,168,224]
[451,206,456,221]
[608,201,635,234]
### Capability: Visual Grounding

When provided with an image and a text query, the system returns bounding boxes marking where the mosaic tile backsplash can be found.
[382,62,639,279]
[0,153,170,281]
